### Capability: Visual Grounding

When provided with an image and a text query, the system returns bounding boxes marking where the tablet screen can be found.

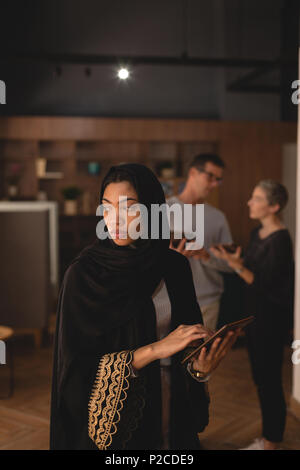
[181,315,254,364]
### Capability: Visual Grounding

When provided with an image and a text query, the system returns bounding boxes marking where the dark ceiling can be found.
[0,0,298,120]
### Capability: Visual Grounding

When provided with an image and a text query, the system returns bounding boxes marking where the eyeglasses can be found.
[199,169,223,184]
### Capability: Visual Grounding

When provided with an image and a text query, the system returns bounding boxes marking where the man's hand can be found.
[170,237,210,260]
[190,248,210,261]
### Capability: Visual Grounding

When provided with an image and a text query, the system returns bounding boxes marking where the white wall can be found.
[282,143,297,249]
[292,49,300,406]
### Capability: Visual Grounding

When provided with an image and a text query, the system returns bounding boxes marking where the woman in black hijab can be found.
[50,163,238,450]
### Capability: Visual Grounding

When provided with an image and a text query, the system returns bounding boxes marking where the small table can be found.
[0,326,14,398]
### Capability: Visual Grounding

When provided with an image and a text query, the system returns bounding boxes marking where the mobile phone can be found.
[181,315,255,365]
[170,231,184,248]
[222,243,238,253]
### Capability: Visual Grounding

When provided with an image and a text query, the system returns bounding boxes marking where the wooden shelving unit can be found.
[0,138,218,214]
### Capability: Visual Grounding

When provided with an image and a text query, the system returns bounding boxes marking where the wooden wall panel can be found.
[0,117,297,248]
[218,123,293,245]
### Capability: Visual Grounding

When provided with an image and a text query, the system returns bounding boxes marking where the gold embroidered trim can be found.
[115,373,146,448]
[88,350,133,450]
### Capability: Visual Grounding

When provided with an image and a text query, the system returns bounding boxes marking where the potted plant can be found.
[61,186,82,215]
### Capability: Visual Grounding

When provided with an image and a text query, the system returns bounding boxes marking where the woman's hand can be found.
[170,237,210,261]
[190,329,240,375]
[210,244,243,270]
[153,324,213,360]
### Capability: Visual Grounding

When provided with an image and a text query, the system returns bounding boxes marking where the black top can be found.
[243,226,294,326]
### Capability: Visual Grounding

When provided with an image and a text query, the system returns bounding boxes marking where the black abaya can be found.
[50,163,209,450]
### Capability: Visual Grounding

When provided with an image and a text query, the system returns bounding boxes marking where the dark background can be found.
[0,0,298,120]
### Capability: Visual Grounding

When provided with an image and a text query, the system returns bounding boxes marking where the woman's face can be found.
[102,181,140,246]
[247,186,279,220]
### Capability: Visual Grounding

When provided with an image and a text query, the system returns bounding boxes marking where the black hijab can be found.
[72,163,171,335]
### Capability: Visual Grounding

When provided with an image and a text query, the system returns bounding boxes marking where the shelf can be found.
[1,138,212,210]
[38,172,63,179]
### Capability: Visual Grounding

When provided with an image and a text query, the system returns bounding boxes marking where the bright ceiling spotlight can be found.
[117,67,130,80]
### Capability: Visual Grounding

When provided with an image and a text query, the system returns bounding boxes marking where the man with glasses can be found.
[166,153,233,331]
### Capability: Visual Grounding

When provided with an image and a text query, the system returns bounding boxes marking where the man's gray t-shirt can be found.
[166,196,233,307]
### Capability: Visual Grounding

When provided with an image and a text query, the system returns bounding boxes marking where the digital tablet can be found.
[181,315,255,365]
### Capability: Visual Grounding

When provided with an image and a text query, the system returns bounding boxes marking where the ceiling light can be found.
[117,68,130,80]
